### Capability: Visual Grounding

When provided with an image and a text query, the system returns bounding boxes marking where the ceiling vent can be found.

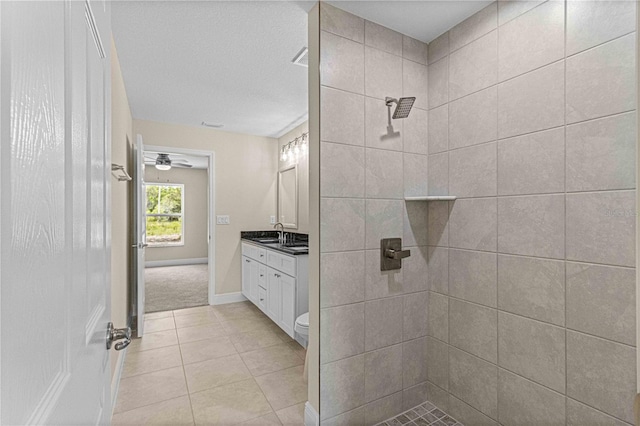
[201,121,224,128]
[292,47,308,68]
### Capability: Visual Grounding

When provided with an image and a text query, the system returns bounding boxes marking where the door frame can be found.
[143,144,216,305]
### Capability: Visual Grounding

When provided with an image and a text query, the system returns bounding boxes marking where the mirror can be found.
[278,165,298,229]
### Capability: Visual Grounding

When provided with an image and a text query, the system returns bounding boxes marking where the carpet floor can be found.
[145,264,208,313]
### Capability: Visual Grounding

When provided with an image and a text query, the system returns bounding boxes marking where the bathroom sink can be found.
[253,238,279,243]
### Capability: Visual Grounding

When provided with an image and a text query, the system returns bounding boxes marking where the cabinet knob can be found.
[245,259,250,263]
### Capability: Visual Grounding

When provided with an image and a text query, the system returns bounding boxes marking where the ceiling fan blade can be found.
[172,163,193,168]
[172,159,191,164]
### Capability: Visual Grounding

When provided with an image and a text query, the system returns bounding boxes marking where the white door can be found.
[133,134,147,336]
[1,0,119,424]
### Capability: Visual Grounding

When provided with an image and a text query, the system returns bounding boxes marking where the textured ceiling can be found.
[112,1,309,138]
[112,1,491,139]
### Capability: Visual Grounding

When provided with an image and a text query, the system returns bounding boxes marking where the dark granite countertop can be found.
[241,231,309,256]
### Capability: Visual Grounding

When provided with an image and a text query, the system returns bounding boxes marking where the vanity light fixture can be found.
[280,132,308,162]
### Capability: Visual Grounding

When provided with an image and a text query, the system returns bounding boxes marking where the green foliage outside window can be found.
[146,184,184,245]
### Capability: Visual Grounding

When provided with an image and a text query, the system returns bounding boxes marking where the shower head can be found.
[385,97,416,119]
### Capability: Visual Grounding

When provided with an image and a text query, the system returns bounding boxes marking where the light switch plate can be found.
[216,215,230,225]
[270,216,276,224]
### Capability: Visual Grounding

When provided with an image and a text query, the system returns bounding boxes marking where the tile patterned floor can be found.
[113,301,307,425]
[378,401,463,426]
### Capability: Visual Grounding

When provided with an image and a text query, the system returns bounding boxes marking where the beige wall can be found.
[110,38,133,382]
[278,121,309,234]
[133,119,279,295]
[145,167,209,262]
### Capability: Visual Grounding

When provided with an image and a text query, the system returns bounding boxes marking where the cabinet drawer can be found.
[255,247,267,262]
[242,242,267,263]
[258,265,267,289]
[257,287,267,312]
[266,250,296,276]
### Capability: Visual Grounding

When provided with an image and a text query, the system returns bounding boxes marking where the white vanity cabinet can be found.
[241,241,308,340]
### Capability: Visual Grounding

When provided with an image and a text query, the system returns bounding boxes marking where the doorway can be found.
[134,144,216,327]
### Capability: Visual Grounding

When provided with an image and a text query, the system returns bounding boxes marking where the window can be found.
[146,183,184,246]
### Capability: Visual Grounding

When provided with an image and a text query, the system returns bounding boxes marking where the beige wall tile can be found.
[498,194,565,259]
[403,35,428,65]
[566,34,636,124]
[498,312,566,393]
[449,198,497,251]
[428,246,448,294]
[427,382,450,411]
[403,107,428,154]
[321,142,365,198]
[403,59,428,110]
[320,3,364,43]
[448,395,498,426]
[403,292,429,340]
[449,348,498,419]
[364,344,403,402]
[323,406,365,426]
[403,245,428,294]
[320,87,365,146]
[320,198,365,252]
[498,369,566,426]
[449,3,497,52]
[365,199,404,249]
[402,383,429,410]
[567,0,636,56]
[320,303,365,364]
[449,86,497,150]
[498,61,565,139]
[567,331,636,423]
[498,1,564,81]
[426,337,449,391]
[404,201,429,247]
[449,299,498,363]
[566,112,636,192]
[403,153,429,199]
[428,57,448,109]
[567,398,630,426]
[321,251,365,308]
[428,105,448,154]
[365,46,403,100]
[428,291,449,342]
[428,152,449,196]
[566,262,636,346]
[364,296,404,351]
[365,20,402,56]
[364,249,403,300]
[364,392,403,425]
[427,202,450,248]
[449,31,498,101]
[365,96,403,151]
[320,355,365,420]
[498,255,565,326]
[428,32,449,65]
[498,127,565,195]
[449,142,497,198]
[403,337,428,388]
[566,191,636,267]
[449,249,497,308]
[320,31,364,94]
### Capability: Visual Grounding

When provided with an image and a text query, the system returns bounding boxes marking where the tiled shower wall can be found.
[318,3,431,424]
[426,1,637,425]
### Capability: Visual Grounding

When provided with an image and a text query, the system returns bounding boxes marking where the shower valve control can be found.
[380,238,411,271]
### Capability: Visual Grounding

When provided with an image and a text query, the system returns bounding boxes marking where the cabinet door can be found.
[280,274,296,337]
[249,260,260,303]
[266,268,281,324]
[242,256,251,299]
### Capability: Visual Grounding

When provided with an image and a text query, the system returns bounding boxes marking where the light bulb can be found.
[294,143,300,155]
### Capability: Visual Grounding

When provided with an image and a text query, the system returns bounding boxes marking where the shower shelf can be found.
[404,196,457,201]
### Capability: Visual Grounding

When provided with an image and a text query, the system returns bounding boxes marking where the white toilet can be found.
[294,312,309,345]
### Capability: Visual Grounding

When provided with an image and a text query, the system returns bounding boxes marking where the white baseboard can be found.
[110,348,127,419]
[145,257,208,268]
[211,291,247,306]
[304,401,319,426]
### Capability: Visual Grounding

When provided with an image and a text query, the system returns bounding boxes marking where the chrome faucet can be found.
[274,222,285,244]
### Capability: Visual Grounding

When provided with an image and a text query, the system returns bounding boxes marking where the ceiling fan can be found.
[144,153,193,171]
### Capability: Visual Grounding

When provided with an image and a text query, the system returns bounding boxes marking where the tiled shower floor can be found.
[378,401,463,426]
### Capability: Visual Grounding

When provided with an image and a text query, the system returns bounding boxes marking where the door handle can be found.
[107,322,132,351]
[131,243,149,249]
